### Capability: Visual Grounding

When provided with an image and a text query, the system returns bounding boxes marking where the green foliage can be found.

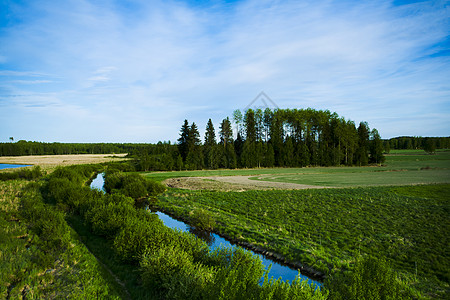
[259,274,328,300]
[33,164,333,299]
[158,184,450,297]
[0,165,43,181]
[86,195,136,238]
[0,179,122,299]
[325,256,409,300]
[104,171,165,199]
[190,208,216,231]
[113,215,170,262]
[207,247,265,299]
[140,245,214,299]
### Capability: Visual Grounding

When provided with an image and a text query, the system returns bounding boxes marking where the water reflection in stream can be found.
[155,211,321,287]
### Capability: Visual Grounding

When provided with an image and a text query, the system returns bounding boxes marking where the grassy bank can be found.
[156,184,449,298]
[0,179,124,299]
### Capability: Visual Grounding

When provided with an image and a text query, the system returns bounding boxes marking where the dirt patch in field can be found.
[0,154,128,170]
[164,175,329,191]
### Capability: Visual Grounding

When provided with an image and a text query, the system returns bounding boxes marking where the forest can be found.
[134,108,448,171]
[2,108,449,173]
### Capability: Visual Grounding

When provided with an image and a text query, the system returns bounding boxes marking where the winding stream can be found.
[90,173,321,287]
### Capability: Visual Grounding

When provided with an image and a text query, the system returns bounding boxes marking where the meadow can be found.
[152,150,450,298]
[1,149,448,298]
[144,149,450,188]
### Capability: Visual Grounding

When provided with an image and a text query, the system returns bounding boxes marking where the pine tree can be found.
[356,122,370,166]
[219,117,236,168]
[177,119,190,161]
[204,119,218,169]
[219,117,233,147]
[370,129,385,165]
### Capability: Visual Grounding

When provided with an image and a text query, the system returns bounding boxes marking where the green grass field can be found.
[151,150,450,298]
[252,150,450,187]
[144,149,450,188]
[157,183,449,299]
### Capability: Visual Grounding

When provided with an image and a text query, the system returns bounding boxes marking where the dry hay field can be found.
[0,153,128,171]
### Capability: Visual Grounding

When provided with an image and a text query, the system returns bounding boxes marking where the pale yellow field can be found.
[0,153,128,171]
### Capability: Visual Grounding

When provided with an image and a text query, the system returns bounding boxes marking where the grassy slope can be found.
[0,179,125,299]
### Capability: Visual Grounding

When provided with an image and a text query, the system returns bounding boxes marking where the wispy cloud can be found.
[0,0,449,142]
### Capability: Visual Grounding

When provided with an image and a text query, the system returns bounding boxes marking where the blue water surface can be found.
[0,163,32,170]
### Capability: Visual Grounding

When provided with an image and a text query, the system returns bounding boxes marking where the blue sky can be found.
[0,0,449,143]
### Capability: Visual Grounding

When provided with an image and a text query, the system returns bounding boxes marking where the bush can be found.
[86,200,136,238]
[205,247,264,299]
[325,256,410,300]
[0,166,43,181]
[190,209,216,231]
[104,171,165,199]
[113,215,170,262]
[140,246,214,299]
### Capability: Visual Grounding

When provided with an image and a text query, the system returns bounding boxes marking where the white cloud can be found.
[0,0,449,142]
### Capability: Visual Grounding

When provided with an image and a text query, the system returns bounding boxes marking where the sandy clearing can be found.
[165,175,329,191]
[207,176,329,189]
[0,154,128,168]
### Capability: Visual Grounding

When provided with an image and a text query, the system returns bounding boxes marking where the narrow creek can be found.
[90,173,321,288]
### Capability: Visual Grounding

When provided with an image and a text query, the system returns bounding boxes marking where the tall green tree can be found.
[219,117,236,168]
[233,109,243,137]
[204,119,219,169]
[241,109,259,167]
[219,117,233,147]
[177,119,190,161]
[424,138,436,154]
[263,108,273,142]
[186,122,203,170]
[369,129,385,165]
[244,109,256,143]
[356,122,370,166]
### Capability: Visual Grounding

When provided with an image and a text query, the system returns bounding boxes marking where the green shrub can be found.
[325,256,410,300]
[86,201,136,238]
[140,245,214,299]
[259,275,327,300]
[104,171,165,199]
[113,216,170,262]
[190,208,216,231]
[204,247,264,299]
[0,166,43,181]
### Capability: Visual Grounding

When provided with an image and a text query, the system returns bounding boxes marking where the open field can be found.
[0,154,128,171]
[145,149,450,189]
[252,150,450,188]
[152,150,450,298]
[157,183,450,298]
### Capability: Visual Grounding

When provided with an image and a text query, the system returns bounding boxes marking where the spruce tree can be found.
[177,119,190,161]
[204,119,218,169]
[356,122,370,166]
[369,129,385,165]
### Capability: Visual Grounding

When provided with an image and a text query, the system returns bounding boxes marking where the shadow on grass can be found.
[66,215,155,300]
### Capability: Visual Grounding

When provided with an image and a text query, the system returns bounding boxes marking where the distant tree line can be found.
[3,112,448,170]
[385,136,450,153]
[0,141,147,156]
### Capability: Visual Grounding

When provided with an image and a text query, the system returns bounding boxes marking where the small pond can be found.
[90,173,321,287]
[0,163,32,170]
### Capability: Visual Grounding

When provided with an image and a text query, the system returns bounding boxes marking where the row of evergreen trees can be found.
[172,108,385,171]
[0,141,147,156]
